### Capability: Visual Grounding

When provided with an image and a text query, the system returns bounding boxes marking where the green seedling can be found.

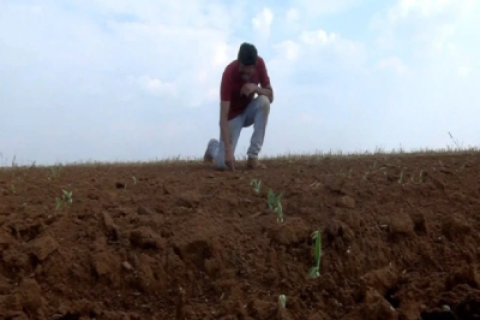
[132,176,137,185]
[267,189,280,210]
[363,171,370,180]
[411,170,424,184]
[250,179,262,194]
[55,189,73,210]
[419,170,424,183]
[274,201,284,223]
[267,189,284,223]
[48,166,62,181]
[278,294,287,308]
[398,170,404,183]
[308,230,322,279]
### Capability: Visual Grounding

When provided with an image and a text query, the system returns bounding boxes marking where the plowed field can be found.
[1,152,480,320]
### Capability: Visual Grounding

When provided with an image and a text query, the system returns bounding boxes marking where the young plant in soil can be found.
[278,294,287,308]
[55,189,73,210]
[267,189,284,223]
[250,179,262,194]
[308,230,322,279]
[48,166,62,181]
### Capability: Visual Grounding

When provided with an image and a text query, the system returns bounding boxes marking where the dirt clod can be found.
[337,195,356,209]
[129,226,165,250]
[30,234,59,261]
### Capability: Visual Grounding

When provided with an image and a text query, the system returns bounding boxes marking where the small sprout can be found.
[267,189,274,209]
[132,176,137,185]
[55,197,63,210]
[63,190,73,203]
[10,184,16,194]
[363,171,370,180]
[398,170,403,184]
[267,189,283,223]
[55,189,73,210]
[275,201,284,223]
[308,230,322,279]
[250,179,262,194]
[48,165,62,181]
[278,294,287,308]
[419,170,424,183]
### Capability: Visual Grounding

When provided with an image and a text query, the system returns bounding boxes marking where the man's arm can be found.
[256,85,273,103]
[219,101,231,151]
[219,66,232,151]
[257,58,274,103]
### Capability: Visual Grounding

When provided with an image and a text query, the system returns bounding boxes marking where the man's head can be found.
[237,42,258,81]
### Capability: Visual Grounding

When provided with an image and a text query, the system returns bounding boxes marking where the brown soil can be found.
[1,153,480,320]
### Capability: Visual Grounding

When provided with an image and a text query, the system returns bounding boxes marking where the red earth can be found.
[1,152,480,320]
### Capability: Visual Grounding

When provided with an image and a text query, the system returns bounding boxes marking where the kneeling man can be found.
[204,42,274,170]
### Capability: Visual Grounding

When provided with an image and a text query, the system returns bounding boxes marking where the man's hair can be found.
[237,42,258,66]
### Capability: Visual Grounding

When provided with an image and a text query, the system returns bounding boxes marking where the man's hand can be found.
[225,147,235,171]
[240,83,258,97]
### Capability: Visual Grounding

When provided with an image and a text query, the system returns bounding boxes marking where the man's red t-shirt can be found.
[220,56,271,120]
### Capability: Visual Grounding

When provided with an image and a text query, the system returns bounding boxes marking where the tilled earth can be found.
[1,153,480,320]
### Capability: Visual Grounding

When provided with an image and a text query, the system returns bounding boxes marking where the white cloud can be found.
[375,56,410,76]
[456,66,470,77]
[387,0,454,22]
[212,43,231,66]
[296,29,366,70]
[274,40,300,62]
[252,8,274,38]
[129,76,176,96]
[286,8,300,23]
[300,29,338,45]
[294,0,365,16]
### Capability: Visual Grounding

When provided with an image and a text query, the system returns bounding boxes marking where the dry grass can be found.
[0,132,477,170]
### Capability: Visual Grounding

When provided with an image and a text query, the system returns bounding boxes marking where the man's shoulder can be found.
[256,56,267,71]
[224,57,265,70]
[224,59,238,74]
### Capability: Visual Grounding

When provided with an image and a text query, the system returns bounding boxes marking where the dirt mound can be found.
[1,153,480,319]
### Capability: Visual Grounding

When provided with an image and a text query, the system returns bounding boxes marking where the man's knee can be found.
[257,95,270,117]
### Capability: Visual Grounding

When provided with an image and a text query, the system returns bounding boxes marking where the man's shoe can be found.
[247,157,266,169]
[204,139,215,163]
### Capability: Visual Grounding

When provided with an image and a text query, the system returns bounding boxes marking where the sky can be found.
[0,0,479,165]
